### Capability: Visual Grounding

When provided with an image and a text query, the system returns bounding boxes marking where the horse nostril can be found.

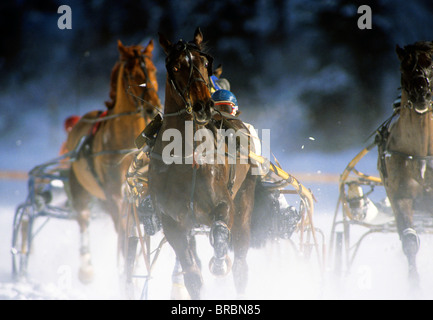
[192,101,206,114]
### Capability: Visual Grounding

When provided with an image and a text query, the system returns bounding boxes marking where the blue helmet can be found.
[211,89,238,107]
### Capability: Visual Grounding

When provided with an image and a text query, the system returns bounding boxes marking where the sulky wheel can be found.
[122,200,149,300]
[11,203,34,281]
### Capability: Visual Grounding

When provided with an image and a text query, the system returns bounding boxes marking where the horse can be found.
[378,41,433,283]
[65,39,161,283]
[148,28,257,299]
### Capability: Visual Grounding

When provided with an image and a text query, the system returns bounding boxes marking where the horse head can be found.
[159,28,214,125]
[111,39,161,117]
[396,41,433,114]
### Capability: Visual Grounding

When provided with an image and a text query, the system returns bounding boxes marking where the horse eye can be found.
[172,65,180,73]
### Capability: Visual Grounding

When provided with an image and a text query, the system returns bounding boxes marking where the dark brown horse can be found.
[148,28,257,299]
[65,39,161,283]
[378,41,433,282]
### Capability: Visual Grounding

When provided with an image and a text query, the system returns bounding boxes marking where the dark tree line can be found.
[1,0,433,150]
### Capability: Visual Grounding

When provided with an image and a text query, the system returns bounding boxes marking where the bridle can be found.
[149,41,215,221]
[376,54,433,176]
[164,40,214,118]
[400,56,433,114]
[125,51,162,118]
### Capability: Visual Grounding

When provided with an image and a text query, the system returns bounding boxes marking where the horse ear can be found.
[118,39,125,51]
[396,45,406,62]
[143,39,154,56]
[193,27,203,47]
[214,64,223,77]
[118,39,130,59]
[158,32,172,55]
[428,41,433,56]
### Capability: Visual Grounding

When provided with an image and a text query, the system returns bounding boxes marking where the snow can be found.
[2,140,433,300]
[1,76,432,300]
[2,0,433,301]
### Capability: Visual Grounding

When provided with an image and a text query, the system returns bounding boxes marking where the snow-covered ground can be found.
[2,135,433,300]
[3,0,433,302]
[1,56,433,298]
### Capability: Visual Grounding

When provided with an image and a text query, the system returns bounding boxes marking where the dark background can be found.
[1,0,433,154]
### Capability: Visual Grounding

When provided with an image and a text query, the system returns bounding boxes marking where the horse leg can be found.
[100,194,127,258]
[384,156,421,283]
[161,214,202,300]
[170,257,190,300]
[209,202,233,277]
[69,170,94,284]
[231,174,256,296]
[392,197,420,282]
[101,170,130,259]
[189,235,202,270]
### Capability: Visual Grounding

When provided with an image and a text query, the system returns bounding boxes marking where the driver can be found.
[211,89,301,239]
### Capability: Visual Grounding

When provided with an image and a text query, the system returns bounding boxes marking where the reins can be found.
[79,108,145,124]
[163,40,213,118]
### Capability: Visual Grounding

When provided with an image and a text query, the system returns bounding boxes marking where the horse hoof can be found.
[78,253,94,284]
[209,255,232,277]
[171,282,191,300]
[408,267,420,285]
[402,228,420,255]
[78,265,94,284]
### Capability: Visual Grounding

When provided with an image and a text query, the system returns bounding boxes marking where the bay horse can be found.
[378,41,433,282]
[148,28,257,299]
[65,39,161,283]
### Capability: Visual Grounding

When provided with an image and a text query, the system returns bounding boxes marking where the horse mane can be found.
[105,61,121,109]
[404,41,433,54]
[397,41,433,74]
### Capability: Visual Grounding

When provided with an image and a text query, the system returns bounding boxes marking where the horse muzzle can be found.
[407,87,433,113]
[409,100,433,114]
[192,99,214,125]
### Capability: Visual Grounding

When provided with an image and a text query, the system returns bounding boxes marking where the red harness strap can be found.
[91,111,108,136]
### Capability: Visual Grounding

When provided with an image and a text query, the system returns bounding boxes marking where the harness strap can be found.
[190,165,198,222]
[80,108,144,124]
[188,118,198,224]
[90,148,137,157]
[384,149,433,161]
[163,108,189,117]
[227,163,235,195]
[79,131,106,196]
[213,110,239,120]
[91,111,108,135]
